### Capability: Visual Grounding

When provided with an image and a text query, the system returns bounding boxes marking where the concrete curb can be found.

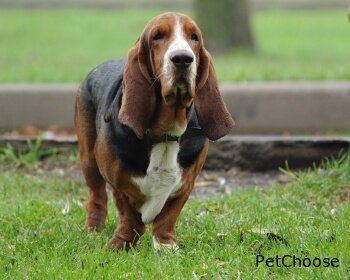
[0,84,77,133]
[1,82,350,134]
[1,135,349,171]
[221,82,350,134]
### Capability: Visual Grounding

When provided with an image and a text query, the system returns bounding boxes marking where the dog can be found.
[75,12,234,251]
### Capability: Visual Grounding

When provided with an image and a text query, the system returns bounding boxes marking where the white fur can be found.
[163,16,197,90]
[132,18,194,224]
[132,123,185,224]
[152,236,179,251]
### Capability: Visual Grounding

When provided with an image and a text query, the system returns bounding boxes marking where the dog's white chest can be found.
[132,142,182,224]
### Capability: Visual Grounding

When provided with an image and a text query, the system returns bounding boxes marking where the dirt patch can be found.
[1,154,292,199]
[192,169,291,198]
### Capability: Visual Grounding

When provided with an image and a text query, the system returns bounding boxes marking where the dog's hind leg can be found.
[75,92,107,231]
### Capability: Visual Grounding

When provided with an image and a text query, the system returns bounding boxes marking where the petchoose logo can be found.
[256,255,339,268]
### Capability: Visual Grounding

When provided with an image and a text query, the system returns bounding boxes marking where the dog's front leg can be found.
[108,189,146,251]
[152,141,209,251]
[151,191,190,250]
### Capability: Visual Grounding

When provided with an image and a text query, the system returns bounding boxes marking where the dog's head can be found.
[119,12,234,140]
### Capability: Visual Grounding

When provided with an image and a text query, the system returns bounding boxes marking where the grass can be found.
[0,9,349,83]
[0,137,67,169]
[1,144,350,278]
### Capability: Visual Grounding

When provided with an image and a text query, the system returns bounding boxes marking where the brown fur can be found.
[118,39,156,140]
[75,94,108,231]
[195,49,235,141]
[119,12,234,141]
[75,12,234,250]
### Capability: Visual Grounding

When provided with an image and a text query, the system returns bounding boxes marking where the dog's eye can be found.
[153,32,164,41]
[191,33,199,41]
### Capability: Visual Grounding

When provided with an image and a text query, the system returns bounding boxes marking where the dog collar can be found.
[146,127,205,144]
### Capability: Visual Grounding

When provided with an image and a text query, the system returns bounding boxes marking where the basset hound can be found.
[75,12,234,251]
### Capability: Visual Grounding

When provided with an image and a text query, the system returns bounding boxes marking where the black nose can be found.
[170,51,194,69]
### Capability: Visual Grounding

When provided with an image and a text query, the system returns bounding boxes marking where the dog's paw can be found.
[107,238,132,252]
[152,236,179,253]
[83,224,104,233]
[84,218,105,232]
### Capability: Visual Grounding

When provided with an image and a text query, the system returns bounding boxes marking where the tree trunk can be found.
[194,0,255,53]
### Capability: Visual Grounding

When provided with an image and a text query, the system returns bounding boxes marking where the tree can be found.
[194,0,255,53]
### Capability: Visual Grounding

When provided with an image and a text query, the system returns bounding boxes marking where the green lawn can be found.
[0,146,350,278]
[0,9,349,83]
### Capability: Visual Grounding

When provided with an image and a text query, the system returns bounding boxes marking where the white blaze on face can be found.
[132,17,199,225]
[163,17,197,89]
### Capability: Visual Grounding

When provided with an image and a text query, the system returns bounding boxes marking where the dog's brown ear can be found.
[118,34,156,139]
[195,47,235,141]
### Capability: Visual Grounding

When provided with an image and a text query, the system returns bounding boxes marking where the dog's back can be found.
[78,59,126,132]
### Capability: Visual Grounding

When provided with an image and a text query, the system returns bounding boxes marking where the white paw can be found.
[152,236,179,252]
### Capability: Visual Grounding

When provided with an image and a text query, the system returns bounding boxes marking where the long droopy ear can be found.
[195,47,235,141]
[118,34,156,139]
